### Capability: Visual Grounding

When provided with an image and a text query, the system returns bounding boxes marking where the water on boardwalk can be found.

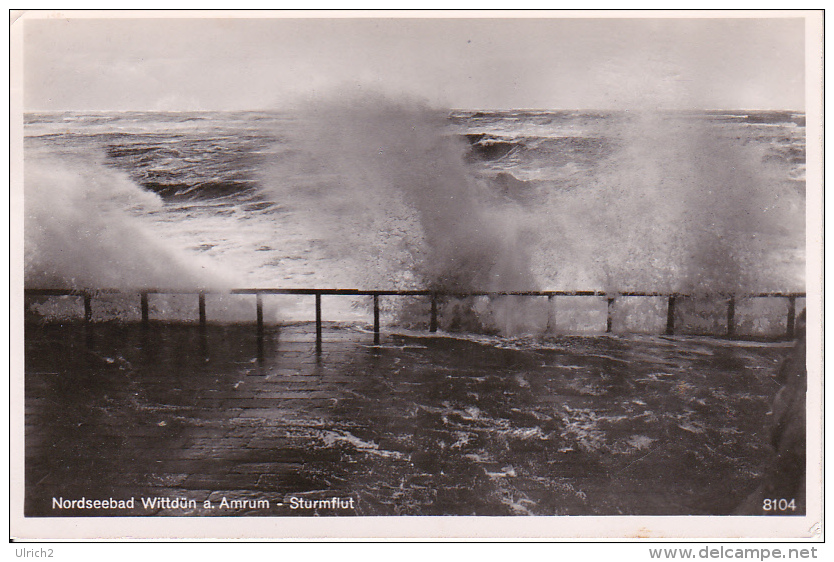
[25,322,791,516]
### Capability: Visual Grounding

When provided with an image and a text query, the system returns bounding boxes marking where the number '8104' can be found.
[763,498,796,512]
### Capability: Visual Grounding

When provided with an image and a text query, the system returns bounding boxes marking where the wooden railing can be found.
[24,288,805,349]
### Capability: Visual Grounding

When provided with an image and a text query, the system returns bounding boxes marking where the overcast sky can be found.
[22,15,806,111]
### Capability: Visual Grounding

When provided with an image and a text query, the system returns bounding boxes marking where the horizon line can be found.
[22,107,807,114]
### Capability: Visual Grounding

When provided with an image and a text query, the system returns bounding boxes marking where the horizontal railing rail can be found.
[24,288,806,348]
[24,288,807,298]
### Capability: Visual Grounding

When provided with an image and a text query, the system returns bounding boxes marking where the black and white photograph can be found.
[10,9,823,541]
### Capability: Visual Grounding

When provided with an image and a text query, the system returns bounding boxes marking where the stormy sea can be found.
[23,96,807,516]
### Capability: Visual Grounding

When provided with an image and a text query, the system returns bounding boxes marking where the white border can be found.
[8,9,824,541]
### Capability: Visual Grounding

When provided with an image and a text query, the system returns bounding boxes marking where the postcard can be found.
[9,9,824,542]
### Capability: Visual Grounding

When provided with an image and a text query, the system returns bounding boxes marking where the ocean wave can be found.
[23,153,241,291]
[23,104,805,330]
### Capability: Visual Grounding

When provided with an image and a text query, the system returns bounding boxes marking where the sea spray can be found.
[24,154,224,290]
[24,153,270,323]
[22,107,804,334]
[533,111,805,293]
[529,110,804,333]
[260,93,540,333]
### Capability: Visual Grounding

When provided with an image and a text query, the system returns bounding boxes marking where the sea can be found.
[23,98,806,335]
[21,99,810,516]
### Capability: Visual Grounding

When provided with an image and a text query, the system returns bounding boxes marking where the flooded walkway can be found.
[24,322,792,516]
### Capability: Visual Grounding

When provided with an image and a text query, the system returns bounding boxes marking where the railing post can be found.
[665,295,676,335]
[198,292,206,327]
[83,293,92,323]
[546,294,553,333]
[606,297,615,333]
[315,292,322,354]
[430,293,438,333]
[786,295,796,339]
[373,293,380,345]
[256,293,264,335]
[726,296,736,337]
[83,292,94,349]
[140,292,149,326]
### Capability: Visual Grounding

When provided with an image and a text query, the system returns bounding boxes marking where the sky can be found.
[20,14,806,111]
